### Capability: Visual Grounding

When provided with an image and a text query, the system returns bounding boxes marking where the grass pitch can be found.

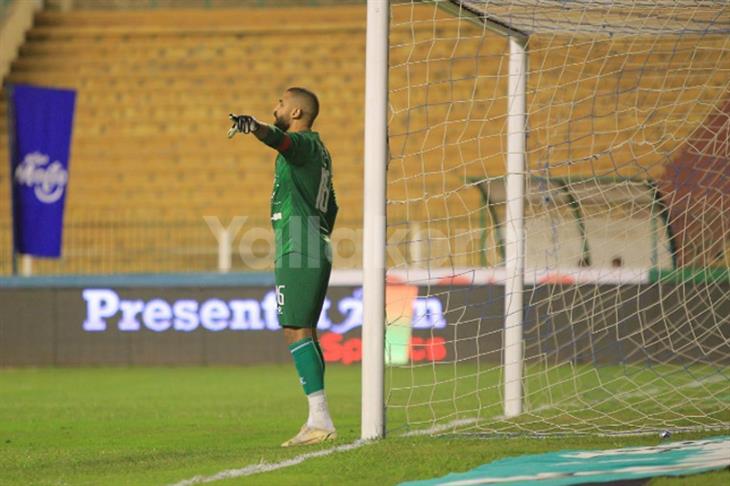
[0,366,728,485]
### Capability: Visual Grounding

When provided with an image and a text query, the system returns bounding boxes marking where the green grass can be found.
[386,361,730,434]
[0,366,728,485]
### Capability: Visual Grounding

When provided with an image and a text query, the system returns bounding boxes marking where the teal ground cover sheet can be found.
[401,436,730,486]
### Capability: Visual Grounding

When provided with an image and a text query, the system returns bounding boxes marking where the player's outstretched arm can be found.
[228,113,297,156]
[227,113,270,141]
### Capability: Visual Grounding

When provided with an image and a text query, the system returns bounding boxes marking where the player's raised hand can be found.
[228,113,260,138]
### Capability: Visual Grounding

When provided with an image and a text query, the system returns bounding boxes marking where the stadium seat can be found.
[0,3,727,274]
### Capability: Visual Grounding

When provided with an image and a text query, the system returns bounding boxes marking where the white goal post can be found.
[362,0,389,440]
[362,0,730,440]
[362,0,530,437]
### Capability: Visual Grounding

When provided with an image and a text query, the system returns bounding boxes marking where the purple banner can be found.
[10,84,76,257]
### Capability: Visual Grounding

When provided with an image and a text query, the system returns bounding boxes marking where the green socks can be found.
[314,340,325,375]
[289,337,335,431]
[288,337,325,395]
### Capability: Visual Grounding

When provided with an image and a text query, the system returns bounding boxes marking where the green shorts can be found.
[274,253,332,328]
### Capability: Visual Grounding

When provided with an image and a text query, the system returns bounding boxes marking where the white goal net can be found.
[384,0,730,436]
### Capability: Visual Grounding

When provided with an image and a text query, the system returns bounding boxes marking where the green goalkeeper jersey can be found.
[262,126,338,261]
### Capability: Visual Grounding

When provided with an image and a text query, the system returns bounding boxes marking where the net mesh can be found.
[385,0,730,436]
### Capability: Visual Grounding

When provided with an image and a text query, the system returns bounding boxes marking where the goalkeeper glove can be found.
[228,113,260,138]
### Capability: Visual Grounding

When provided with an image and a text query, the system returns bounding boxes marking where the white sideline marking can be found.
[168,440,367,486]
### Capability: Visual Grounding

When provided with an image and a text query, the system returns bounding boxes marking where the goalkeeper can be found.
[228,87,338,447]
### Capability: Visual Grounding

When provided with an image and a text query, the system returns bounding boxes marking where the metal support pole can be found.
[503,35,527,418]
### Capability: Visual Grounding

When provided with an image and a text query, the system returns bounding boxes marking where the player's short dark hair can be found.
[287,87,319,124]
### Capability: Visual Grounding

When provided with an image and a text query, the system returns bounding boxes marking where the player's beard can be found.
[274,115,290,132]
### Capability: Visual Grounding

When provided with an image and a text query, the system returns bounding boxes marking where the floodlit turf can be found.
[0,366,728,485]
[386,362,730,435]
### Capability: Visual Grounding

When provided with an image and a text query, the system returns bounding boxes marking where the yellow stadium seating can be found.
[0,3,727,274]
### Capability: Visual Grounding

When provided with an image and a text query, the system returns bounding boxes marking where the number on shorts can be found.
[276,285,285,307]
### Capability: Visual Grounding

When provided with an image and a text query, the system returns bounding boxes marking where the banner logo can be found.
[14,151,69,204]
[81,288,450,365]
[81,288,445,335]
